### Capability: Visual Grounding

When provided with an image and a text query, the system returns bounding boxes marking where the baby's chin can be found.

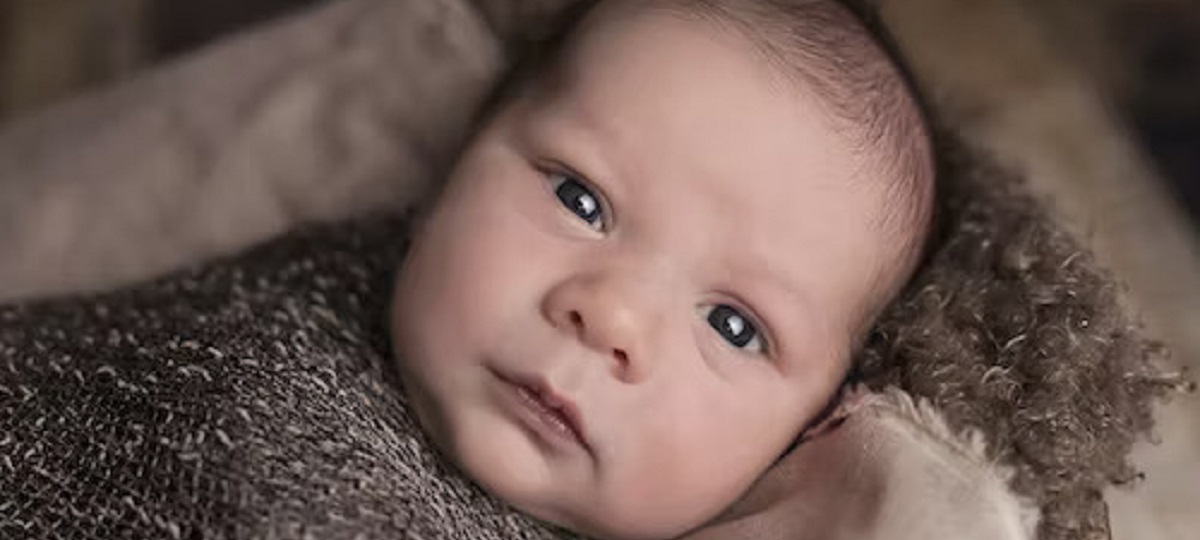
[386,284,771,540]
[397,373,717,540]
[449,430,736,540]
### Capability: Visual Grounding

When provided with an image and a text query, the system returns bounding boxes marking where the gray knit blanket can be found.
[0,217,569,539]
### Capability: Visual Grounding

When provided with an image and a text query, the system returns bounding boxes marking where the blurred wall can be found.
[0,0,147,118]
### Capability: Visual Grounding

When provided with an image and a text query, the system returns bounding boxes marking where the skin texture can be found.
[391,4,902,539]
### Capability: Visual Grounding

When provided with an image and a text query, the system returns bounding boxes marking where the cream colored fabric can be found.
[0,0,502,301]
[685,389,1038,540]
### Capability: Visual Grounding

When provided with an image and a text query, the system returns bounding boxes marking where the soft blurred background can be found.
[1,0,1197,538]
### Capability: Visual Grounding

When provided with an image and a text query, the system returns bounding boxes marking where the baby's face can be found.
[392,6,895,540]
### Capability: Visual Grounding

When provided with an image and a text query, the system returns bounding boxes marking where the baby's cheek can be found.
[584,466,746,540]
[590,418,763,538]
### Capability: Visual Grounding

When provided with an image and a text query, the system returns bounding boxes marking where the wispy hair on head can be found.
[487,0,935,281]
[655,0,935,269]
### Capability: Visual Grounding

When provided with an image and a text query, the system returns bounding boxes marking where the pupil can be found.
[556,179,600,224]
[708,305,755,348]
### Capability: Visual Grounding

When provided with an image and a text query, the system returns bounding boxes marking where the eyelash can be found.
[541,164,612,232]
[704,299,771,356]
[538,162,773,358]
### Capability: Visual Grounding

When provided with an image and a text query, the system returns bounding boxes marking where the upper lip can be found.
[493,368,590,451]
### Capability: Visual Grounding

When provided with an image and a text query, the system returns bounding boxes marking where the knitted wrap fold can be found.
[1,218,570,540]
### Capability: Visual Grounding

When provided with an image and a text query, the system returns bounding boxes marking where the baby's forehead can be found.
[501,0,931,304]
[545,0,933,238]
[518,4,902,229]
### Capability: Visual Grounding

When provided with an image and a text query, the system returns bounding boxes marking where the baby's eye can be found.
[550,172,605,230]
[706,304,766,354]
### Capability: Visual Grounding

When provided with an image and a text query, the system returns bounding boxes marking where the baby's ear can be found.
[796,384,870,443]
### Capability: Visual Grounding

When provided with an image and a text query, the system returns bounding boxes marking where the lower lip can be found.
[496,378,586,452]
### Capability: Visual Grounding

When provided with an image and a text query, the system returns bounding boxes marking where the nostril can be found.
[569,311,584,328]
[613,349,628,365]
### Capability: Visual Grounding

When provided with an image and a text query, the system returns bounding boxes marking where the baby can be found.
[390,0,935,538]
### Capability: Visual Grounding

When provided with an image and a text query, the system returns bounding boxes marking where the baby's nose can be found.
[541,273,656,383]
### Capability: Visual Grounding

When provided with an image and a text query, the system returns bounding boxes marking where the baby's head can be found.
[391,1,934,538]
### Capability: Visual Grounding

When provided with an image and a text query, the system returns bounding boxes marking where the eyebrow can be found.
[521,102,631,206]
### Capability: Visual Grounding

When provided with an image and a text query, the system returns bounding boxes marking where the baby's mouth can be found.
[493,369,590,451]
